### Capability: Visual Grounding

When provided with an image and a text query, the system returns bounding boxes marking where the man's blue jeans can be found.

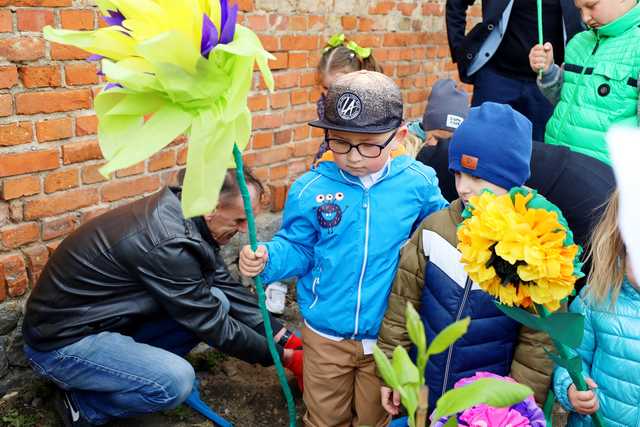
[24,319,201,425]
[471,65,554,142]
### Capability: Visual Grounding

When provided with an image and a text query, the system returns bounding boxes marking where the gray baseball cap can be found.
[309,70,403,134]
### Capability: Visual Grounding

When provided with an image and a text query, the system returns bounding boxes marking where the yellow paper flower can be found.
[457,188,582,311]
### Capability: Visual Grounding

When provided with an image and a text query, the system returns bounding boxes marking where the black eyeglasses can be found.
[325,130,397,158]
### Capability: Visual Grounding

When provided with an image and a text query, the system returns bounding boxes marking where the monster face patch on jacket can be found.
[314,192,346,233]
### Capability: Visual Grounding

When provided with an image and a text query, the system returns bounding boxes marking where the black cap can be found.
[309,70,403,134]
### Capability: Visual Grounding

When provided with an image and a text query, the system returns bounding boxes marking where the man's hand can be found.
[239,245,268,277]
[380,386,401,416]
[568,378,599,415]
[529,42,554,74]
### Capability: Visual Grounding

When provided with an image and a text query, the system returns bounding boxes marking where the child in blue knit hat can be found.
[377,102,553,418]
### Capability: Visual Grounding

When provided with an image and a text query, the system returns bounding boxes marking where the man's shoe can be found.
[53,388,93,427]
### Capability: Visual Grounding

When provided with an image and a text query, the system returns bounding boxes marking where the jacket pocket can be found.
[590,62,638,112]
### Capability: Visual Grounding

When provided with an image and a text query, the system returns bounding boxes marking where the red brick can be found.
[398,2,417,15]
[0,263,5,302]
[268,52,288,70]
[235,0,253,12]
[0,223,39,249]
[148,150,176,172]
[1,176,40,200]
[45,239,62,254]
[270,164,288,181]
[115,161,144,177]
[0,36,45,61]
[281,35,319,50]
[246,15,268,31]
[288,52,307,69]
[291,89,309,105]
[24,245,49,283]
[0,149,59,178]
[248,94,268,111]
[60,9,94,30]
[299,71,317,87]
[76,115,98,136]
[274,72,299,89]
[251,146,291,167]
[274,128,292,145]
[269,14,288,31]
[252,113,284,130]
[422,3,443,15]
[270,91,290,109]
[1,0,71,5]
[269,182,289,212]
[24,187,99,219]
[44,168,79,193]
[257,35,278,52]
[369,1,395,14]
[293,140,320,157]
[42,215,76,240]
[65,63,99,85]
[341,16,357,30]
[0,10,12,32]
[61,140,102,164]
[81,163,107,184]
[177,146,187,165]
[0,66,17,89]
[16,89,92,115]
[0,254,27,298]
[101,175,161,202]
[294,125,310,141]
[252,132,273,150]
[358,17,375,32]
[50,42,91,60]
[16,9,54,32]
[289,16,307,31]
[18,65,61,88]
[351,34,383,48]
[0,122,33,146]
[308,15,324,30]
[36,117,73,142]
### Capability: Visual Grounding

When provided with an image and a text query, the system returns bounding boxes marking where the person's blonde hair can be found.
[586,189,626,306]
[403,132,426,159]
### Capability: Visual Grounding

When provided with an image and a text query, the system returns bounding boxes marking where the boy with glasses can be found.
[239,70,447,427]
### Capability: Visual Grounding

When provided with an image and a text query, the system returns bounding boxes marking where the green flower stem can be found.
[536,304,605,427]
[233,145,297,427]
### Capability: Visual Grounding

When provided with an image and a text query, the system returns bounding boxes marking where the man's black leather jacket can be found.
[23,187,278,366]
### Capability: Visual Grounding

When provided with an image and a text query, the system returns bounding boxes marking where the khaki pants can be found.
[301,327,390,427]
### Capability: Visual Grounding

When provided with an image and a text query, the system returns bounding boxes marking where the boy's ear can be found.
[391,126,409,147]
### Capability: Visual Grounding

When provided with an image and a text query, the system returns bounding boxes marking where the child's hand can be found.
[529,42,554,74]
[239,245,268,277]
[380,386,401,416]
[568,377,599,415]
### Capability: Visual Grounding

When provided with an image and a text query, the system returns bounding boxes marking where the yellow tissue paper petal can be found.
[43,26,137,60]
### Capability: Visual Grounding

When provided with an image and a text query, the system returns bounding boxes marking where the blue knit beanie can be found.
[448,102,532,190]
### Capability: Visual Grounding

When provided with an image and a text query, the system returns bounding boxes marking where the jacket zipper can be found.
[352,189,370,338]
[441,276,473,395]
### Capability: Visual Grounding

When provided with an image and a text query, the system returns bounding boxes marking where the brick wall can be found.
[0,0,479,325]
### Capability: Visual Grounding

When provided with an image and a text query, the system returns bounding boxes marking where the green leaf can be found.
[443,416,458,427]
[432,378,533,421]
[401,382,420,427]
[373,345,400,389]
[406,303,427,384]
[427,317,470,357]
[546,350,583,374]
[392,346,420,386]
[496,304,584,348]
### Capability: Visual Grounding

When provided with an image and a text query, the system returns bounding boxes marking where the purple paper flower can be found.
[200,0,238,58]
[103,9,125,27]
[104,82,123,91]
[432,372,545,427]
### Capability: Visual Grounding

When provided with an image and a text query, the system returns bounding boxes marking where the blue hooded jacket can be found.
[261,155,448,339]
[554,280,640,427]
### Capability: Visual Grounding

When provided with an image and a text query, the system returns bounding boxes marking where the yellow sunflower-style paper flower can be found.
[43,0,275,218]
[457,188,582,311]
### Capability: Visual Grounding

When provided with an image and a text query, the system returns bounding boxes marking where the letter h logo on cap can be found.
[461,154,478,170]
